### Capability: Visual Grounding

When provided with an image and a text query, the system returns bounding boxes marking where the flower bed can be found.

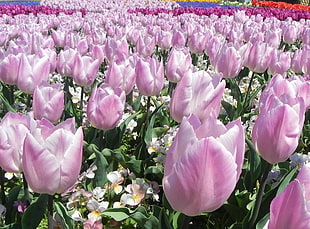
[0,0,309,229]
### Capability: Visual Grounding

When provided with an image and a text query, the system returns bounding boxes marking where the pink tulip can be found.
[22,118,83,195]
[104,37,129,63]
[170,70,225,123]
[252,93,305,164]
[171,29,186,48]
[135,34,156,57]
[264,29,281,48]
[17,54,50,94]
[33,82,64,123]
[72,54,100,87]
[267,164,310,228]
[290,49,303,74]
[156,30,173,50]
[166,47,192,83]
[282,22,300,44]
[135,56,164,96]
[213,43,246,79]
[163,114,245,216]
[56,48,79,77]
[105,57,136,95]
[205,34,225,66]
[268,49,291,75]
[244,41,273,73]
[0,53,21,85]
[86,84,126,130]
[0,112,34,173]
[187,31,209,54]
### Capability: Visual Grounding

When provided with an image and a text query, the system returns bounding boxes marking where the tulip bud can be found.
[163,114,245,216]
[166,47,192,83]
[33,82,64,123]
[266,164,310,228]
[0,53,21,85]
[87,84,126,130]
[0,112,34,173]
[22,118,83,195]
[135,56,164,96]
[170,70,225,123]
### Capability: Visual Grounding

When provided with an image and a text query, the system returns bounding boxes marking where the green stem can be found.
[249,162,273,229]
[145,96,151,130]
[79,86,84,126]
[0,168,6,205]
[168,82,177,98]
[48,195,54,228]
[22,173,30,206]
[9,85,14,105]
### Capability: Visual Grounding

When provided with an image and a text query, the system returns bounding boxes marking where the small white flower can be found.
[71,210,85,222]
[92,187,106,201]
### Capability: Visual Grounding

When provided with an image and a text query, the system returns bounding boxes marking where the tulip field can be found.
[0,0,309,228]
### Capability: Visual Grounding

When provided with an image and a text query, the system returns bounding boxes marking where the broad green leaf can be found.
[276,167,298,195]
[256,213,269,229]
[54,202,73,229]
[102,208,131,221]
[21,194,48,229]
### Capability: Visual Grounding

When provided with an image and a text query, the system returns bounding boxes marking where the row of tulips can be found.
[0,0,309,228]
[252,0,310,11]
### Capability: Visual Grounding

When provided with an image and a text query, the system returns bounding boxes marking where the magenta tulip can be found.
[163,114,245,216]
[0,112,34,173]
[32,82,65,123]
[267,164,310,228]
[22,118,83,195]
[86,84,126,130]
[166,47,192,83]
[170,70,225,123]
[135,56,164,96]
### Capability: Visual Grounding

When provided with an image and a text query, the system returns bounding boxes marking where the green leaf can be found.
[172,211,189,229]
[21,194,48,229]
[102,208,131,221]
[246,138,261,187]
[93,147,109,187]
[5,186,22,224]
[0,223,22,229]
[276,167,298,195]
[54,202,73,229]
[0,91,16,113]
[256,213,269,229]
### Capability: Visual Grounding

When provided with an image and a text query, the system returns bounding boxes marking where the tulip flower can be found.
[22,118,83,195]
[187,31,209,54]
[268,49,291,76]
[17,54,50,94]
[166,47,192,82]
[56,48,79,77]
[252,94,305,164]
[213,43,246,79]
[156,30,173,50]
[170,70,225,123]
[163,114,245,216]
[87,84,126,130]
[205,34,226,66]
[171,29,186,48]
[266,164,310,228]
[32,82,64,123]
[0,53,21,85]
[72,54,100,87]
[244,41,273,73]
[135,34,156,57]
[0,112,34,173]
[135,56,164,96]
[104,37,129,63]
[105,57,136,95]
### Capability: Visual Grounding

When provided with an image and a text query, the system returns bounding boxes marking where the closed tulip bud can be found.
[205,34,225,66]
[244,41,273,73]
[290,49,303,74]
[213,43,246,79]
[72,54,100,87]
[22,118,83,195]
[282,23,300,44]
[56,48,79,77]
[252,94,305,164]
[268,49,291,75]
[166,47,192,83]
[135,34,156,57]
[171,29,187,48]
[0,112,34,173]
[264,29,282,48]
[170,70,225,123]
[104,37,129,63]
[266,164,310,228]
[135,56,164,96]
[87,84,126,130]
[105,57,136,95]
[163,114,245,216]
[156,30,173,50]
[187,31,209,54]
[17,54,50,94]
[33,82,64,123]
[0,53,21,85]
